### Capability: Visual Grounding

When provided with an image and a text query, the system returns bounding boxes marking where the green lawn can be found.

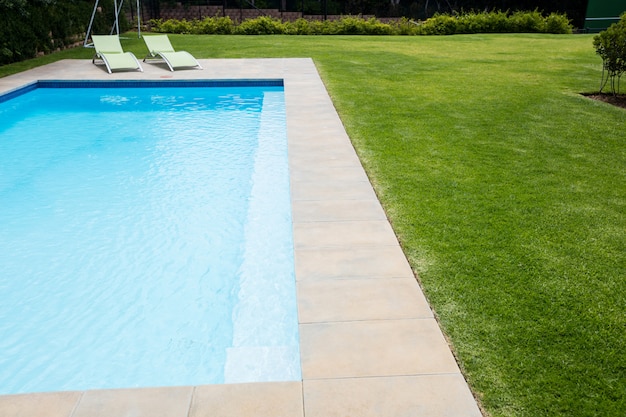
[2,34,625,417]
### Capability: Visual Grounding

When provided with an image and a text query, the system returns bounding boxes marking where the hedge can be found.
[149,10,573,36]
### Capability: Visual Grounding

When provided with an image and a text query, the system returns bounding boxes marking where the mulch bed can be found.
[583,93,626,109]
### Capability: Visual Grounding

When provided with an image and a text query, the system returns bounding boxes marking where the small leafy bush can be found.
[510,10,546,33]
[306,19,339,35]
[193,16,234,35]
[545,12,572,34]
[334,16,365,34]
[331,16,392,35]
[152,18,193,34]
[417,13,458,35]
[289,18,313,35]
[236,16,287,35]
[593,15,626,95]
[390,17,420,36]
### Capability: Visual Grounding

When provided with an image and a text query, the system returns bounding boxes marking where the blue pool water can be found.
[0,81,300,395]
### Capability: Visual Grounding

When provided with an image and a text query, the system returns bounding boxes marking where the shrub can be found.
[147,10,572,39]
[417,13,457,35]
[330,16,393,35]
[0,0,122,66]
[593,15,626,95]
[545,12,573,34]
[414,10,572,35]
[362,17,394,35]
[152,18,193,34]
[510,10,546,33]
[288,18,312,35]
[476,10,509,33]
[335,15,366,34]
[236,16,287,35]
[390,17,420,36]
[193,16,235,35]
[306,19,338,35]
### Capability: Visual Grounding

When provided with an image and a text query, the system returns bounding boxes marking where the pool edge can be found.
[0,58,482,417]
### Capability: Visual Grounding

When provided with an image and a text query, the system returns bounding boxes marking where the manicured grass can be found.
[2,34,624,416]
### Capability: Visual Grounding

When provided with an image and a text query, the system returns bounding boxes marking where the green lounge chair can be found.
[91,35,143,73]
[142,35,203,71]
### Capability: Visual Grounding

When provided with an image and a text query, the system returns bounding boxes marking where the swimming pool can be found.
[0,81,301,395]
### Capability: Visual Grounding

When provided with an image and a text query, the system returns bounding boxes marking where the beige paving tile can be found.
[288,151,363,169]
[292,199,387,223]
[288,146,362,167]
[189,382,303,417]
[300,319,460,379]
[290,165,369,183]
[303,374,482,417]
[73,386,193,417]
[288,111,333,120]
[0,391,81,417]
[293,220,399,248]
[290,138,353,151]
[287,120,354,135]
[289,151,359,168]
[288,138,353,153]
[295,246,414,280]
[297,278,433,323]
[291,181,378,202]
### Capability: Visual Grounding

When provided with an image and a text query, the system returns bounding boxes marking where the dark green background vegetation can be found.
[0,0,126,65]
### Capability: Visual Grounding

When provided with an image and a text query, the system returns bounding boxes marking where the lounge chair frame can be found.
[142,35,203,72]
[91,35,143,74]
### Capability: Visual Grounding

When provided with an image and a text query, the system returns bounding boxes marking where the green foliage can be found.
[289,18,313,35]
[593,15,626,95]
[150,15,397,35]
[0,0,129,66]
[0,5,36,64]
[510,9,546,33]
[149,10,572,37]
[194,16,234,35]
[417,13,458,35]
[0,0,26,8]
[416,10,572,35]
[390,17,419,35]
[300,19,337,35]
[236,16,287,35]
[151,18,194,34]
[545,12,572,34]
[334,16,393,35]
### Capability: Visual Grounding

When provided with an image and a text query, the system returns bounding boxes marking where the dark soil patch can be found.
[583,93,626,109]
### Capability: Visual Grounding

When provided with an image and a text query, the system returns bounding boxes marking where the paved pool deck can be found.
[0,58,482,417]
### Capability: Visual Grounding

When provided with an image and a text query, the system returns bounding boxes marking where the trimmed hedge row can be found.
[150,10,573,36]
[417,10,572,35]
